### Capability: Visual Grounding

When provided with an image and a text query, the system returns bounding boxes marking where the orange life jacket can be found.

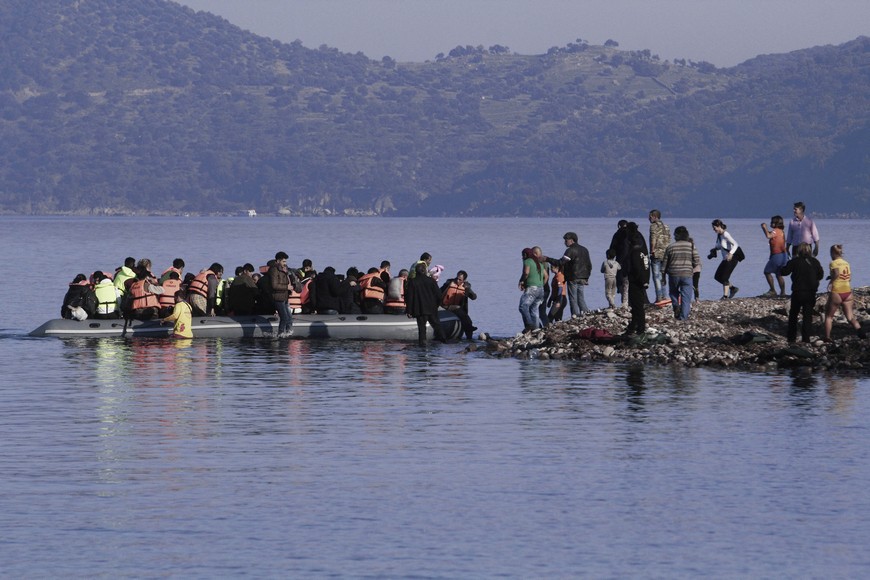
[358,272,386,302]
[441,280,467,308]
[188,269,214,298]
[159,278,182,308]
[129,279,160,310]
[288,277,312,311]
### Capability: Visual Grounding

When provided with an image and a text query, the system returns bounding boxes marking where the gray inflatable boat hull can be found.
[29,311,463,340]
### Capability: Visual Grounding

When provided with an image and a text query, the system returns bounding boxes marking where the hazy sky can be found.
[175,0,868,66]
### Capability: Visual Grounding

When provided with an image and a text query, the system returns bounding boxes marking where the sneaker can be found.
[762,290,776,297]
[720,295,729,300]
[729,286,739,298]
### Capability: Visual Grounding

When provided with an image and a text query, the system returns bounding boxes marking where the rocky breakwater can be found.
[478,288,870,372]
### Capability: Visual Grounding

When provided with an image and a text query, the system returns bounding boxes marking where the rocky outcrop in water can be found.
[476,288,870,372]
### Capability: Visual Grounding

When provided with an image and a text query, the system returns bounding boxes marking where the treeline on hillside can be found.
[0,0,867,216]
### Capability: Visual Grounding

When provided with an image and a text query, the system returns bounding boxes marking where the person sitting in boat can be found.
[227,263,258,316]
[61,273,96,320]
[126,266,164,321]
[159,258,186,284]
[408,252,432,279]
[440,270,478,340]
[297,258,316,280]
[92,271,120,319]
[188,263,223,317]
[158,271,182,318]
[384,269,408,314]
[113,257,136,298]
[379,260,392,285]
[358,267,387,314]
[339,267,362,314]
[314,266,342,314]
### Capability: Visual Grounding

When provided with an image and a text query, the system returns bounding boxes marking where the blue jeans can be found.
[519,286,545,330]
[668,275,694,320]
[651,258,665,300]
[566,281,589,317]
[274,300,293,334]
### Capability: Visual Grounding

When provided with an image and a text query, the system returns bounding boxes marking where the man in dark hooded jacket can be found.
[406,263,447,346]
[625,223,650,335]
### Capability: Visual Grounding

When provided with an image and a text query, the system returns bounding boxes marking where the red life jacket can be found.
[130,279,160,310]
[159,278,182,308]
[188,269,214,298]
[358,273,386,302]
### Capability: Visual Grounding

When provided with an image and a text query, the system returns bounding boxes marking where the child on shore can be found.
[761,215,787,296]
[601,249,621,309]
[547,262,567,322]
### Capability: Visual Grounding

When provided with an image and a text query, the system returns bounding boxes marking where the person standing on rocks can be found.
[761,215,788,297]
[546,232,592,317]
[781,242,824,343]
[518,247,548,332]
[663,226,700,320]
[709,219,742,300]
[648,209,671,306]
[822,244,866,341]
[624,223,650,335]
[785,201,820,258]
[609,220,630,306]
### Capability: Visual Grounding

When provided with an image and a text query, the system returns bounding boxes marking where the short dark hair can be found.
[674,225,689,241]
[420,252,432,261]
[275,251,288,261]
[380,260,390,269]
[649,209,661,219]
[172,258,185,269]
[457,270,468,279]
[563,231,578,242]
[794,201,806,211]
[124,257,136,268]
[209,262,223,274]
[302,258,312,268]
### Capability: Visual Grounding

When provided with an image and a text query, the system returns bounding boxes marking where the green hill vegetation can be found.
[0,0,868,216]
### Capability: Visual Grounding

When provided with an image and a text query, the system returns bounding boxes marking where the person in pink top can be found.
[761,215,788,297]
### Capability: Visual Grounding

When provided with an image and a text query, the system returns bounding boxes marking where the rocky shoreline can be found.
[473,287,870,372]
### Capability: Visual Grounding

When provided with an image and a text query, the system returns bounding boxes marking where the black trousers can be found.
[627,283,647,333]
[416,313,446,345]
[787,292,815,342]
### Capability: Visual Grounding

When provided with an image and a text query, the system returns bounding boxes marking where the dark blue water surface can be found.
[2,217,870,577]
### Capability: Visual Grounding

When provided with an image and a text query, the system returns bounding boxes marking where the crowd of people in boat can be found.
[520,201,865,343]
[60,251,478,342]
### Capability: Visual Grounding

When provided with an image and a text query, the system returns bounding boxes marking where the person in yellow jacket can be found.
[162,290,193,339]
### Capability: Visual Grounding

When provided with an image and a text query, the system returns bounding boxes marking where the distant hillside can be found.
[0,0,867,216]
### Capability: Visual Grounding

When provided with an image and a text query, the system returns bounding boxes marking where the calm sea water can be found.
[2,216,870,577]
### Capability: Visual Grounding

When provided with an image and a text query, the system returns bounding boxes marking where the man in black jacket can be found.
[781,242,824,343]
[547,232,592,317]
[406,263,447,346]
[625,223,650,335]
